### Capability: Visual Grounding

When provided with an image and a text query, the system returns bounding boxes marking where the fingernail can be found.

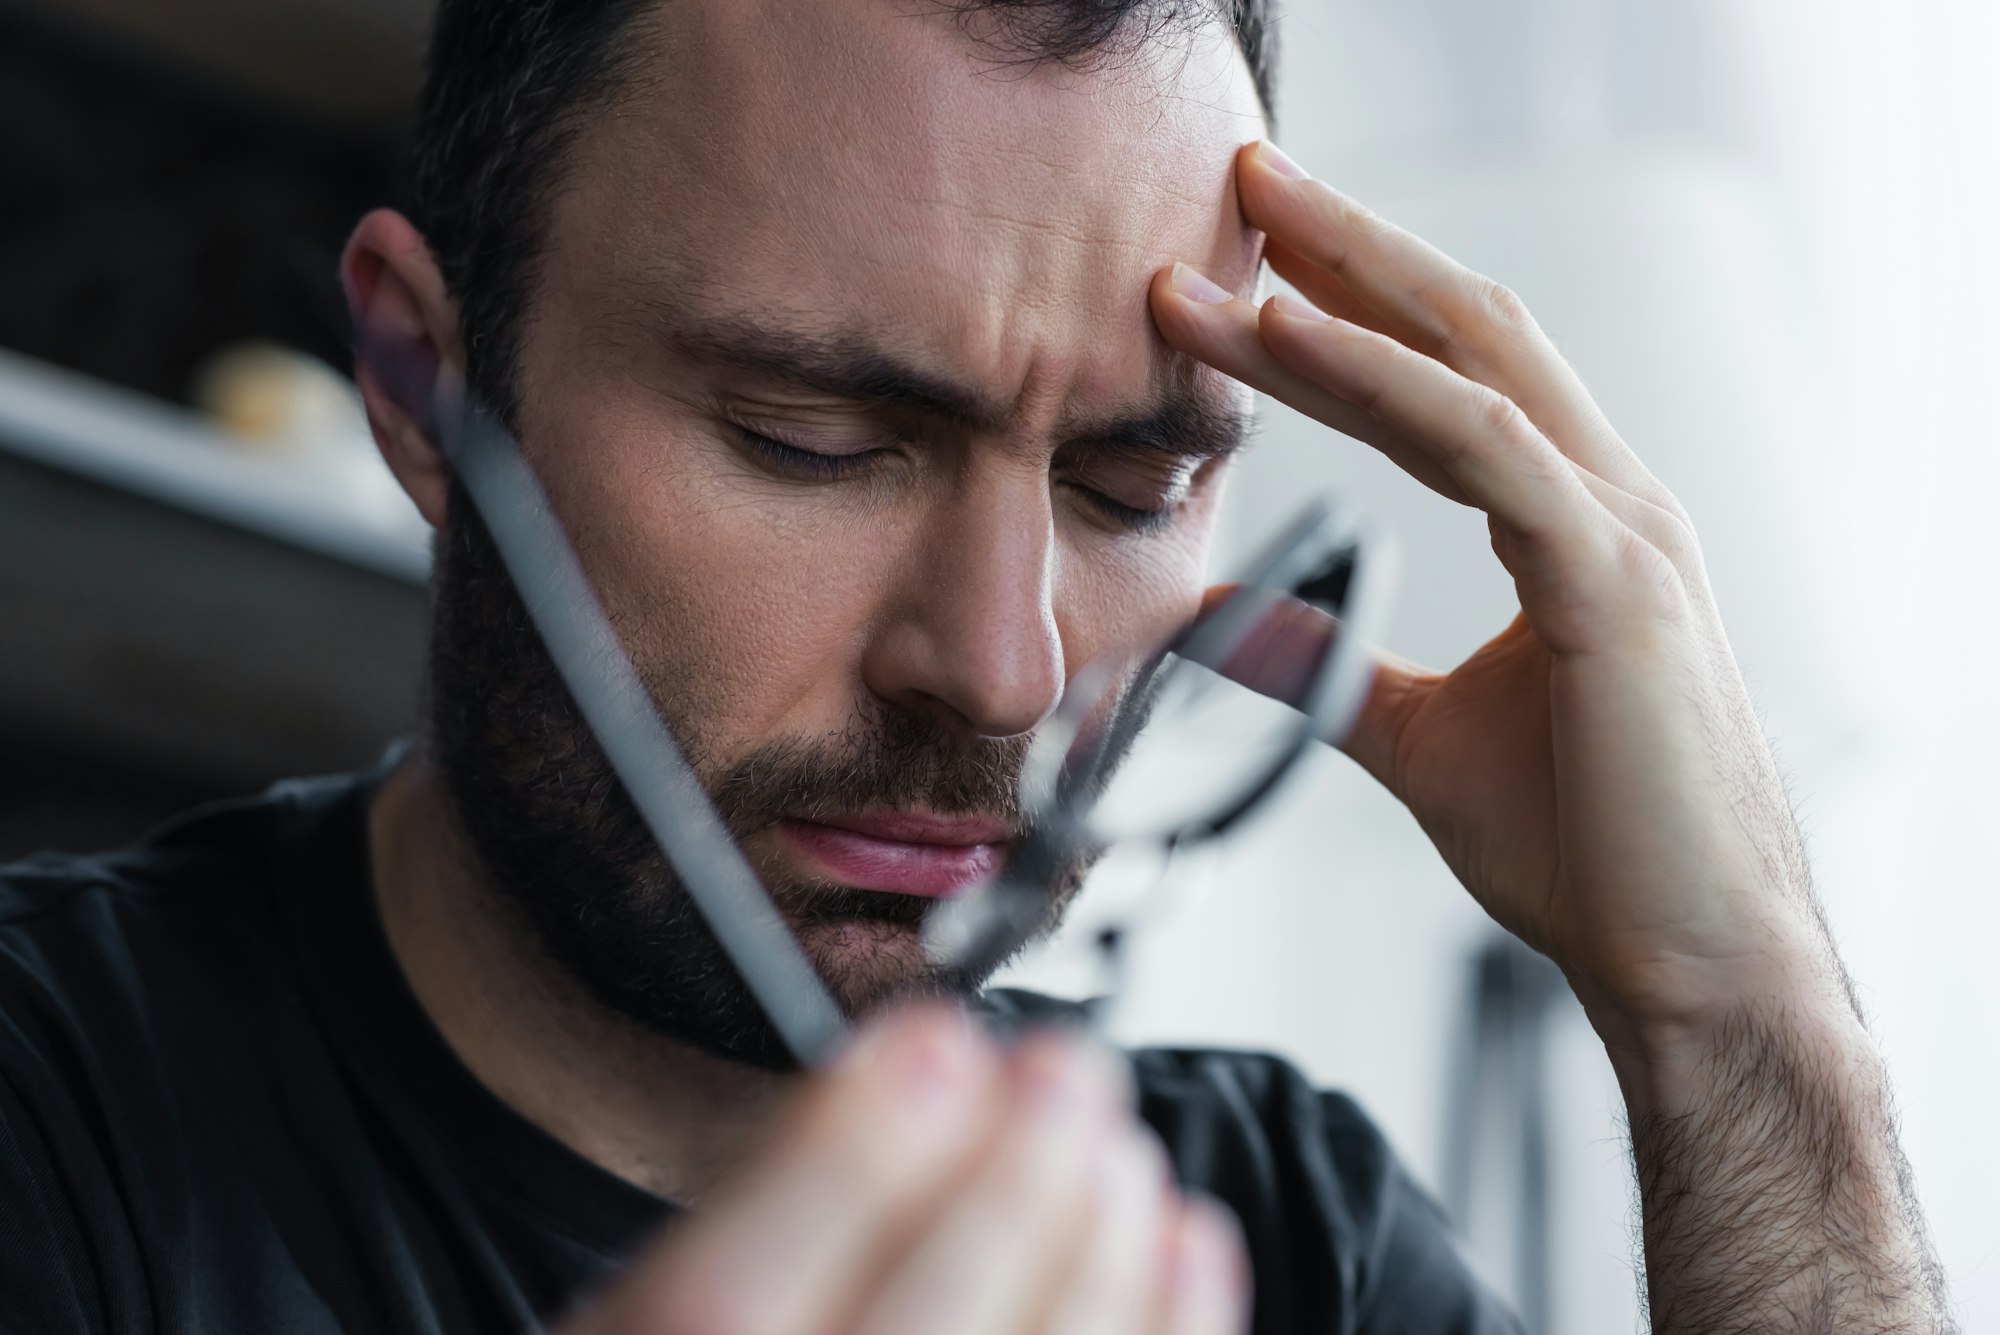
[1172,1214,1218,1296]
[1170,262,1235,305]
[1016,1033,1087,1113]
[1176,1198,1253,1306]
[851,1005,980,1100]
[1016,1031,1124,1118]
[1267,293,1333,323]
[1254,140,1311,180]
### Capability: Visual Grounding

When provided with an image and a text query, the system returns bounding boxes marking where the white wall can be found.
[1003,2,2000,1330]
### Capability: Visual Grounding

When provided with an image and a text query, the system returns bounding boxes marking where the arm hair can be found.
[1627,1002,1956,1334]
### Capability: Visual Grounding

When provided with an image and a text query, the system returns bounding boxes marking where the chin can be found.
[795,917,967,1014]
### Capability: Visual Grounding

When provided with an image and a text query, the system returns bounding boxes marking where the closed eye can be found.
[730,424,871,480]
[1059,450,1205,535]
[1067,484,1182,534]
[728,412,1205,535]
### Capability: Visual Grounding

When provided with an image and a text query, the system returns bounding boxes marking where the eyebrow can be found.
[658,314,1250,462]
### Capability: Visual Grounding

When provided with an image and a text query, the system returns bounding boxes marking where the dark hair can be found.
[407,0,1278,421]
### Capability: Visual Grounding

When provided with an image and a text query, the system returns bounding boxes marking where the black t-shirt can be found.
[0,769,1520,1334]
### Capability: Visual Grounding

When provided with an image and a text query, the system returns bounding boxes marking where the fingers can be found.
[1256,297,1604,545]
[1258,236,1394,337]
[1154,1195,1254,1335]
[1235,141,1663,498]
[1236,140,1498,361]
[612,1005,1001,1335]
[1040,1129,1173,1335]
[1200,585,1441,799]
[1335,647,1439,797]
[844,1032,1133,1335]
[1156,150,1706,661]
[1153,265,1472,503]
[580,1010,1240,1335]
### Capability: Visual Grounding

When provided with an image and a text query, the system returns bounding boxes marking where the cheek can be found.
[1056,506,1220,675]
[527,411,902,761]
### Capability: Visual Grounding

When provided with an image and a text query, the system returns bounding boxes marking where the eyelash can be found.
[732,425,865,480]
[1079,489,1179,534]
[730,425,1182,534]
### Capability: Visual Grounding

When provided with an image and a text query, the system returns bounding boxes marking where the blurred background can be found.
[2,0,1994,1331]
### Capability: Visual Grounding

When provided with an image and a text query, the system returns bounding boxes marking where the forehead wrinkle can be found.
[649,306,1011,431]
[541,0,1265,450]
[633,295,1246,461]
[946,204,1153,257]
[1061,339,1251,459]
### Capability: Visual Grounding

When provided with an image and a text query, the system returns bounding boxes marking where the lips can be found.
[772,811,1011,898]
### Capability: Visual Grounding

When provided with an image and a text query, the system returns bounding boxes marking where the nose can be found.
[861,484,1065,740]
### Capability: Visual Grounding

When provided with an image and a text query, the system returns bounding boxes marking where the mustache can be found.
[704,710,1035,937]
[707,704,1033,840]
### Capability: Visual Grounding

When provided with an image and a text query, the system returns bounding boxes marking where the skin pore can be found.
[355,1,1265,1201]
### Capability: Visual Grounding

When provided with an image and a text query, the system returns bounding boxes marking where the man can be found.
[0,0,1955,1331]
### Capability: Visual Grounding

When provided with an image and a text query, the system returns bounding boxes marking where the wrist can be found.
[1581,963,1875,1122]
[1561,904,1848,1042]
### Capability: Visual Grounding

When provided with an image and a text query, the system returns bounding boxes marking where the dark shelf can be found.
[0,351,429,859]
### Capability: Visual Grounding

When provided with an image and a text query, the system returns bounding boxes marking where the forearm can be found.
[1604,992,1954,1334]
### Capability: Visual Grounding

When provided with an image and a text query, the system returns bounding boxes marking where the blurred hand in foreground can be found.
[560,1006,1248,1335]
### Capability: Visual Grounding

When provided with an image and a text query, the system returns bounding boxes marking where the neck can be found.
[366,752,793,1204]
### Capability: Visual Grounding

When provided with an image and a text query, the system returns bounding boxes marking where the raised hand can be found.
[1149,141,1954,1333]
[1153,140,1830,1043]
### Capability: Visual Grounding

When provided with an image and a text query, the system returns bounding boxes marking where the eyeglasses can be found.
[923,501,1391,1012]
[437,380,1389,1066]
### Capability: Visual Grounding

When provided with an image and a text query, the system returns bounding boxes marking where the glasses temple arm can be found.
[440,395,850,1068]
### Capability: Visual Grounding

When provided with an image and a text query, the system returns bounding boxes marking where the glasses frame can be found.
[924,500,1393,986]
[439,388,851,1067]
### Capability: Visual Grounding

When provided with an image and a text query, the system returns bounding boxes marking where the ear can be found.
[341,209,463,531]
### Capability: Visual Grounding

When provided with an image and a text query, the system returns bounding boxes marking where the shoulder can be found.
[0,768,366,922]
[0,831,212,926]
[0,814,236,1035]
[0,772,365,1067]
[0,771,346,923]
[0,785,294,992]
[1128,1043,1392,1202]
[0,772,383,1332]
[0,777,371,1288]
[0,788,310,1333]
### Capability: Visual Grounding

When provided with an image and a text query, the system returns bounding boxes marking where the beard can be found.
[424,480,1093,1069]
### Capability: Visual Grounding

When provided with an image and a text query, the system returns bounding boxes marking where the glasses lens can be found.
[928,503,1382,989]
[1036,589,1338,848]
[1028,512,1365,851]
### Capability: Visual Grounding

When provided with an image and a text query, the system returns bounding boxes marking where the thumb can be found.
[1192,583,1436,799]
[1337,650,1434,799]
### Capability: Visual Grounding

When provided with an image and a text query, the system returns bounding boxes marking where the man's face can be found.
[431,0,1266,1064]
